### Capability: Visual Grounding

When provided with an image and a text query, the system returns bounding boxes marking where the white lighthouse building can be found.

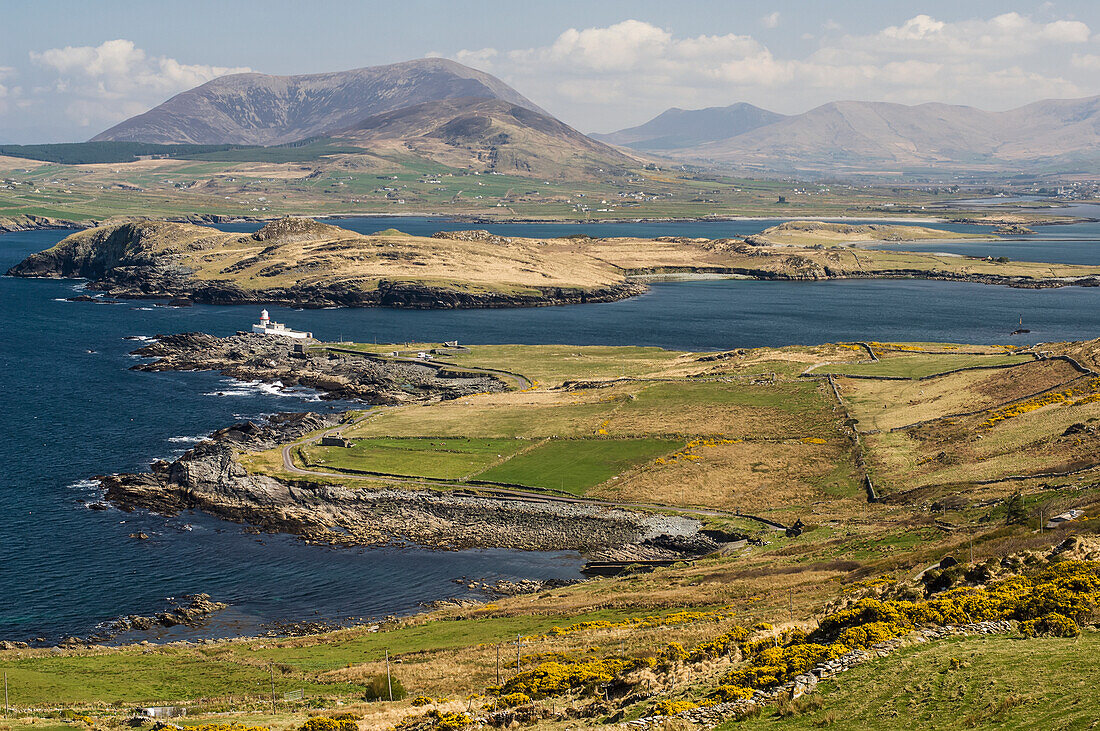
[251,309,313,339]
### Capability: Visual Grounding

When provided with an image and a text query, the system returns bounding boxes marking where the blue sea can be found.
[2,212,1100,643]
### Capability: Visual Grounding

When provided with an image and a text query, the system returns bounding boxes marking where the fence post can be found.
[386,649,393,702]
[269,665,276,714]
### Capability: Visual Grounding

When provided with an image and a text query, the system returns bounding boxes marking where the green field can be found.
[300,437,526,479]
[473,438,681,494]
[808,353,1032,379]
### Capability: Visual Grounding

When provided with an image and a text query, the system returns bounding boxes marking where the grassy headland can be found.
[10,217,1100,308]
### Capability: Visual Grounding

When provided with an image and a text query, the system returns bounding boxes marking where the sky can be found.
[1,0,1099,143]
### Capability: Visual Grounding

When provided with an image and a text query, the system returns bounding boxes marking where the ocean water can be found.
[3,215,1100,643]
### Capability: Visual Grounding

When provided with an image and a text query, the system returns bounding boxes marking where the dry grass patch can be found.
[346,387,628,439]
[840,359,1080,431]
[591,441,860,514]
[864,392,1100,492]
[606,381,839,440]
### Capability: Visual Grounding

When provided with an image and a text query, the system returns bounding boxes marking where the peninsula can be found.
[8,217,1100,307]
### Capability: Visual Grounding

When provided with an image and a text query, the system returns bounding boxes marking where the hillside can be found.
[4,337,1100,729]
[332,97,637,178]
[592,102,786,150]
[607,95,1100,174]
[91,58,548,146]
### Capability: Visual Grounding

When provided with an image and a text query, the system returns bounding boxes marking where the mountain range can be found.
[91,57,1100,177]
[91,58,633,179]
[591,102,785,151]
[599,97,1100,174]
[92,58,547,146]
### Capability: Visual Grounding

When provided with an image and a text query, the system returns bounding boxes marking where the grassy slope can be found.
[734,632,1100,730]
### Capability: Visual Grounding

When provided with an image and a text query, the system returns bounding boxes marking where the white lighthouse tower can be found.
[252,308,312,339]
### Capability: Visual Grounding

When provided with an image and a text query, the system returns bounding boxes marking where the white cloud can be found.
[449,14,1095,131]
[1072,53,1100,70]
[29,39,251,128]
[761,12,780,29]
[853,12,1090,58]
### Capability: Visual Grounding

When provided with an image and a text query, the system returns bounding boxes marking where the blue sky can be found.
[1,0,1098,142]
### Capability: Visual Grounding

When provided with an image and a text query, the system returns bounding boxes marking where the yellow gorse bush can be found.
[708,561,1100,701]
[655,438,741,465]
[492,655,656,698]
[299,719,356,731]
[981,377,1100,428]
[652,699,700,715]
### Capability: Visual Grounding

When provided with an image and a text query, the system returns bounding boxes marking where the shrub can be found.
[494,655,654,699]
[299,719,356,731]
[428,711,472,731]
[363,672,408,702]
[652,699,699,715]
[1005,493,1029,525]
[497,692,532,708]
[660,642,689,664]
[1019,612,1080,637]
[711,684,754,702]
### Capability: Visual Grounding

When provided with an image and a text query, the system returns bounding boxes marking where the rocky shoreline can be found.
[99,412,699,553]
[130,332,507,402]
[101,332,702,555]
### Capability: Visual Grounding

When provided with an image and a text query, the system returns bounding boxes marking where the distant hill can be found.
[603,96,1100,174]
[592,103,785,150]
[332,97,636,178]
[91,58,549,146]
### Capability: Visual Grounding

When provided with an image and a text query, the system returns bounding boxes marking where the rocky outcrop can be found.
[0,214,86,233]
[130,332,506,402]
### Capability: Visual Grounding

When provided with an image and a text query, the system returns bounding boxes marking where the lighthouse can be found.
[252,308,312,339]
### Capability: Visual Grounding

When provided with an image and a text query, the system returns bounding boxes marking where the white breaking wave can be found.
[67,478,101,491]
[204,378,323,401]
[167,435,206,444]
